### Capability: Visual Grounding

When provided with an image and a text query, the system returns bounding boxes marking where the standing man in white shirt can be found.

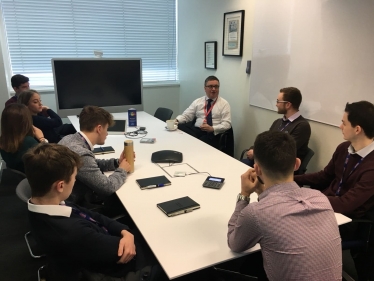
[176,76,231,148]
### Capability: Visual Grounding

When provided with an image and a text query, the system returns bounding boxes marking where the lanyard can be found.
[71,207,108,233]
[278,120,291,132]
[204,99,216,118]
[335,153,364,196]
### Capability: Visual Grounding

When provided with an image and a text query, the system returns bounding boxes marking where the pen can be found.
[257,176,264,185]
[100,147,104,151]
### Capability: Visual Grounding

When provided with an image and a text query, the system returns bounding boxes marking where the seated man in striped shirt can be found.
[228,131,341,281]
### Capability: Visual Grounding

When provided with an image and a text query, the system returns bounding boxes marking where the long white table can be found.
[68,112,352,280]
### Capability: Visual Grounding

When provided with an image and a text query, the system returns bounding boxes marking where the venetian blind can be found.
[0,0,177,87]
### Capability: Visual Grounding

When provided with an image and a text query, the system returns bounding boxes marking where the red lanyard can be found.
[204,99,216,119]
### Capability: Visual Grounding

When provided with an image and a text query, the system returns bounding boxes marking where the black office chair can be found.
[154,107,173,122]
[218,127,234,157]
[240,148,251,161]
[15,178,45,259]
[341,210,374,281]
[295,148,315,175]
[240,147,314,175]
[213,267,258,280]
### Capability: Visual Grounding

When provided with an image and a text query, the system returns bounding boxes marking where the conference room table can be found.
[68,111,352,280]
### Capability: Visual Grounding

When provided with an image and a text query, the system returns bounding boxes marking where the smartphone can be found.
[140,138,156,144]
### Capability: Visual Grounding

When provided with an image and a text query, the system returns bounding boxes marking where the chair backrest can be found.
[218,127,234,157]
[154,107,173,122]
[16,178,32,203]
[296,148,314,175]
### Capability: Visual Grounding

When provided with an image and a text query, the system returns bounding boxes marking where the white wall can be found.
[178,0,343,172]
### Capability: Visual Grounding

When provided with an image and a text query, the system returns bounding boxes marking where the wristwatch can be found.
[237,193,250,203]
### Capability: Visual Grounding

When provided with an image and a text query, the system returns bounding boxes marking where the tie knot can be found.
[283,119,290,124]
[207,99,213,104]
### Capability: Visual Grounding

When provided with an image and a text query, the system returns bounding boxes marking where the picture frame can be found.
[205,41,217,69]
[222,10,245,56]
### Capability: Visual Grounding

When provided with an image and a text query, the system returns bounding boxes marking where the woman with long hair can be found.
[0,104,46,173]
[18,89,76,143]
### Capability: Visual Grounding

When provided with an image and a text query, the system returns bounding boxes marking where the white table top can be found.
[68,112,352,280]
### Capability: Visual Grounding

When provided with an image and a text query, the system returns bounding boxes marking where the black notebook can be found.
[157,196,200,217]
[136,175,171,190]
[92,146,115,155]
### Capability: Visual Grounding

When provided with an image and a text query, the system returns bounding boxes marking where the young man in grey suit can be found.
[59,105,131,205]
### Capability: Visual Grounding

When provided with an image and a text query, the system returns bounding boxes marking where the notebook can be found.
[157,196,200,217]
[108,120,127,135]
[92,146,115,155]
[136,175,171,190]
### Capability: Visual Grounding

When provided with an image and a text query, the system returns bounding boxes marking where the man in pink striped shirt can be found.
[228,131,342,280]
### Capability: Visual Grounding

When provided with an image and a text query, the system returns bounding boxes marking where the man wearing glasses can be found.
[242,87,311,168]
[176,76,231,148]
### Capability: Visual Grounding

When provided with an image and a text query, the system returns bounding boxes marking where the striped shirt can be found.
[228,182,342,281]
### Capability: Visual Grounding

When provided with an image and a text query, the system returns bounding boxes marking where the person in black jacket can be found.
[18,89,76,143]
[24,143,162,280]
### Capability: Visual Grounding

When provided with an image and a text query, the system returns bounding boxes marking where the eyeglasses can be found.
[205,85,220,89]
[276,99,290,104]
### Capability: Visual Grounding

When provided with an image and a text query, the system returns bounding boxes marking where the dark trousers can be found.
[178,122,220,148]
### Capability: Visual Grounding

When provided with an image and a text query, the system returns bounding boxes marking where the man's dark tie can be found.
[206,99,213,126]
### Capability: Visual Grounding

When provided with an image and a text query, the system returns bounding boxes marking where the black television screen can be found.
[52,58,143,117]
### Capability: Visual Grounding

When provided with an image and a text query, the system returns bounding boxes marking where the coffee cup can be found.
[166,119,176,130]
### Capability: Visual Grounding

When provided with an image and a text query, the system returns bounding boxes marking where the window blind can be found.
[0,0,177,87]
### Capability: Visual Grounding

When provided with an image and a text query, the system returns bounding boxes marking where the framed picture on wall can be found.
[222,10,245,56]
[205,41,217,69]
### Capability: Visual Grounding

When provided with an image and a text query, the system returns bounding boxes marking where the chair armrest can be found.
[240,149,250,160]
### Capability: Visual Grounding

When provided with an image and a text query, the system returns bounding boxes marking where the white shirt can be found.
[283,111,301,122]
[176,96,231,135]
[348,139,374,157]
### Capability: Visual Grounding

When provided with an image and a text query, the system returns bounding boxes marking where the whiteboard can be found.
[249,0,374,126]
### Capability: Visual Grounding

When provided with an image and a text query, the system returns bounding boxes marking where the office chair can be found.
[239,147,314,175]
[341,210,374,281]
[295,148,314,175]
[15,178,45,259]
[213,267,258,280]
[218,127,234,157]
[154,107,173,122]
[3,167,27,185]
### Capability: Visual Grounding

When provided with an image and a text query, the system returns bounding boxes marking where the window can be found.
[0,0,177,87]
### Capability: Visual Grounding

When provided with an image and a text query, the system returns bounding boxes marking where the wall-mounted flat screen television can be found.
[52,58,143,117]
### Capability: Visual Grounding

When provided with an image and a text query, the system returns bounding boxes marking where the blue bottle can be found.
[128,108,137,127]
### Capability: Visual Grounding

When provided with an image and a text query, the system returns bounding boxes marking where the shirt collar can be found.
[79,131,94,150]
[258,181,300,201]
[283,111,301,122]
[348,140,374,158]
[205,96,218,102]
[28,199,72,217]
